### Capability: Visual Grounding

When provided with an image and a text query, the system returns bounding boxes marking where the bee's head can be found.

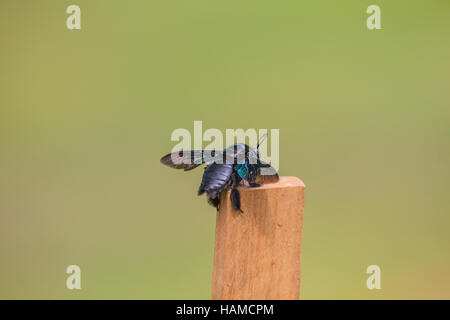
[246,133,267,165]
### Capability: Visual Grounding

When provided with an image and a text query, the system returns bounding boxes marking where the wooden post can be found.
[212,176,305,300]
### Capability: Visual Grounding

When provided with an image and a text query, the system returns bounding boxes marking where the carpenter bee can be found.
[160,135,279,212]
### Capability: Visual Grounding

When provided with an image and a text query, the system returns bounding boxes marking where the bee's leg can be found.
[230,188,243,213]
[230,172,243,213]
[248,172,261,188]
[207,196,220,211]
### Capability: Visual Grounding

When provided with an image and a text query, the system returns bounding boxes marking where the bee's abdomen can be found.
[198,163,233,198]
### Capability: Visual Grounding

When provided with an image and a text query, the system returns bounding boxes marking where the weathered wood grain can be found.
[212,176,305,300]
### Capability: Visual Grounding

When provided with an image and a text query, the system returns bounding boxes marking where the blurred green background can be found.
[1,1,449,299]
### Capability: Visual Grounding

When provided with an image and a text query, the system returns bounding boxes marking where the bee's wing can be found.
[160,150,223,171]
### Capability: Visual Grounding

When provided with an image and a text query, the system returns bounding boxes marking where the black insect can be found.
[160,137,278,212]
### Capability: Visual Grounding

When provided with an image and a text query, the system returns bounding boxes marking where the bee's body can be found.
[198,163,237,211]
[160,143,278,212]
[198,162,234,199]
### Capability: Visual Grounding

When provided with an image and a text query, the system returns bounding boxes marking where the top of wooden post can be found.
[246,175,305,191]
[212,176,306,300]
